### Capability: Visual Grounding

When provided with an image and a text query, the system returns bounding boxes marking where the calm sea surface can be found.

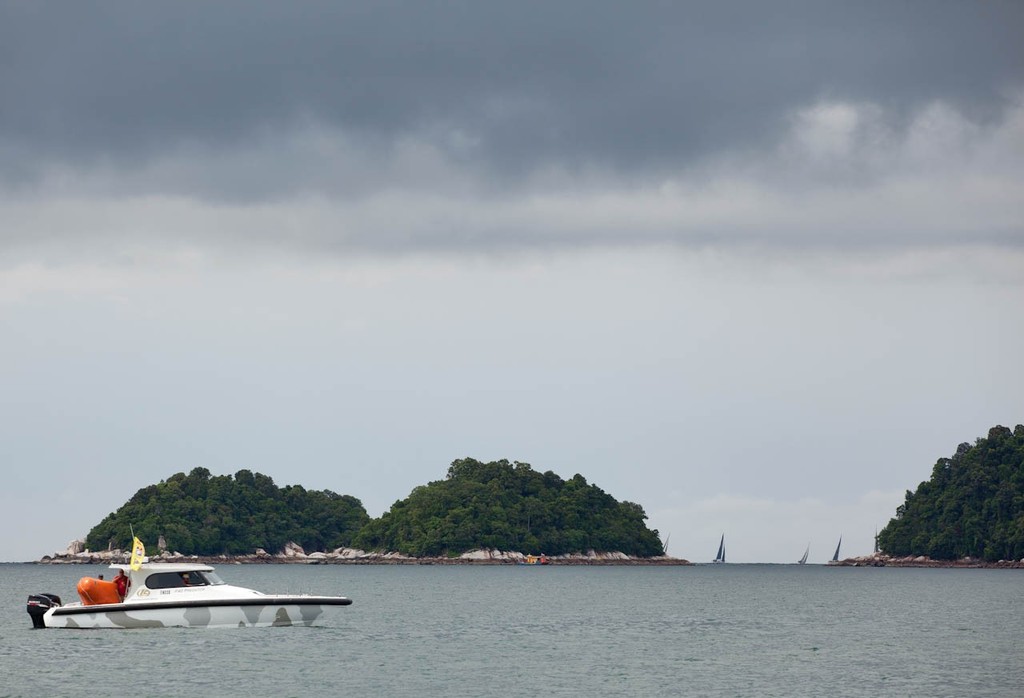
[0,563,1020,697]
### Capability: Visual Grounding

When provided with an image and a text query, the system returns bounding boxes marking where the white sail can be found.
[798,544,809,565]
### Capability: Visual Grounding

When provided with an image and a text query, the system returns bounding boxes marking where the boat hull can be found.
[41,596,352,629]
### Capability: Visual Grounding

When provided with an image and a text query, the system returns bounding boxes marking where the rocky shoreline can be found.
[830,553,1024,569]
[39,542,1024,568]
[37,540,693,566]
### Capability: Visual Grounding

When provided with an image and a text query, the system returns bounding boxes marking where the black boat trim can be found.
[50,596,352,616]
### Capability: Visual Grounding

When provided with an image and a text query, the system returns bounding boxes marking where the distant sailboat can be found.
[831,535,842,563]
[713,534,725,563]
[797,544,809,565]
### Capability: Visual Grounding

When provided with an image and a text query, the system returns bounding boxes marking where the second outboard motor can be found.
[27,593,61,629]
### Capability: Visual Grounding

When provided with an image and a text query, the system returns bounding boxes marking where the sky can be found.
[1,2,1021,563]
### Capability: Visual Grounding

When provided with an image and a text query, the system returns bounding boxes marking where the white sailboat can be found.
[713,534,725,563]
[797,544,809,565]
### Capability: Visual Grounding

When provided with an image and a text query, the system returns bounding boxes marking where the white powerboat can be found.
[27,560,352,629]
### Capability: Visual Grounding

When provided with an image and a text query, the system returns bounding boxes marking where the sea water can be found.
[0,563,1020,697]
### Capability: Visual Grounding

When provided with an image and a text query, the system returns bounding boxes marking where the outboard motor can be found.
[27,593,61,629]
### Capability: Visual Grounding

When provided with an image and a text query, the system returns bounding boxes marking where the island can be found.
[866,424,1024,567]
[41,458,689,565]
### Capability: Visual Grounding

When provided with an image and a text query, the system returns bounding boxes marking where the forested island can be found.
[66,426,1024,567]
[876,425,1024,563]
[353,458,665,557]
[71,458,670,563]
[85,467,370,555]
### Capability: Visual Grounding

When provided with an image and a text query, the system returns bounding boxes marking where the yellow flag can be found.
[130,536,146,571]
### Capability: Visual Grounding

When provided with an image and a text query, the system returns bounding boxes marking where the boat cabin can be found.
[75,562,227,605]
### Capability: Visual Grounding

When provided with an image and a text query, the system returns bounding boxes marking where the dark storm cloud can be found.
[1,1,1021,187]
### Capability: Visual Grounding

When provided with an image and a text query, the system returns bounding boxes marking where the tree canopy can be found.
[84,459,665,558]
[877,425,1024,561]
[85,467,370,555]
[351,458,665,557]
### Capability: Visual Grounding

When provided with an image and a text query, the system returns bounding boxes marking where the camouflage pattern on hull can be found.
[45,603,327,629]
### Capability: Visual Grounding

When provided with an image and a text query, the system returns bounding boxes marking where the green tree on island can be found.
[85,467,370,555]
[84,459,664,558]
[351,458,665,557]
[877,425,1024,562]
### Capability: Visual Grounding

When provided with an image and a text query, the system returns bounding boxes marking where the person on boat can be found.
[114,569,128,600]
[181,572,194,586]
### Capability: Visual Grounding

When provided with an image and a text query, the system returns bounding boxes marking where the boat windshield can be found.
[145,570,225,589]
[202,570,225,585]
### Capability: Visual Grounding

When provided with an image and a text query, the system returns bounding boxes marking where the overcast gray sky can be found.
[1,2,1021,562]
